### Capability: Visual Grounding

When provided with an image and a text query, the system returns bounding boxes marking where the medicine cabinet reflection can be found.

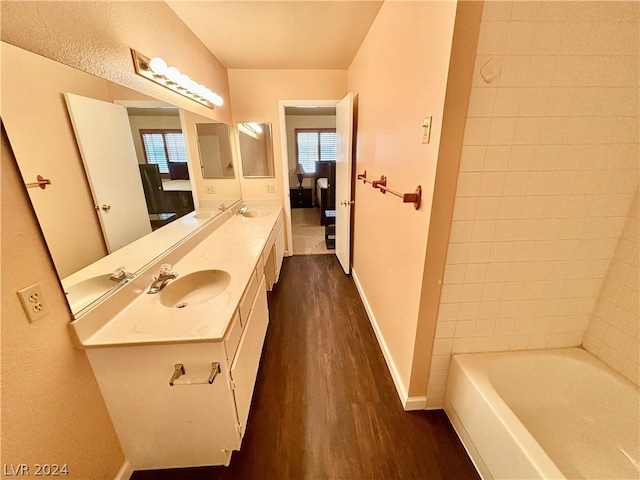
[196,123,235,179]
[238,122,275,178]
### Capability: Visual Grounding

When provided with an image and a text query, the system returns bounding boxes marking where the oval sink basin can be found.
[159,270,231,308]
[242,210,270,218]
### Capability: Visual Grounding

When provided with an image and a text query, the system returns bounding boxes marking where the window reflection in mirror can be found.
[196,123,235,179]
[238,122,275,178]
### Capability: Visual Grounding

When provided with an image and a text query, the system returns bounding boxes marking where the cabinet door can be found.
[274,222,285,281]
[230,277,269,439]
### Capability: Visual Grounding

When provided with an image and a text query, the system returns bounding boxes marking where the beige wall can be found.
[427,1,639,407]
[0,2,237,476]
[1,126,125,479]
[228,69,347,201]
[584,190,639,385]
[347,1,457,401]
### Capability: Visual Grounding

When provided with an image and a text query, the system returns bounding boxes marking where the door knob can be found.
[341,200,354,206]
[100,204,112,212]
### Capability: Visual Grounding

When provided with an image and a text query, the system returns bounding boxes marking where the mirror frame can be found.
[238,122,275,178]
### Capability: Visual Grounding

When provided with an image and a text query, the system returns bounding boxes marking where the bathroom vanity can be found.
[71,202,284,470]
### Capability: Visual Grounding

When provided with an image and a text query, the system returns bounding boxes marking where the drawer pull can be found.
[169,362,221,386]
[169,363,185,386]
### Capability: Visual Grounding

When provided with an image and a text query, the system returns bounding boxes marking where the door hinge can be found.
[237,424,243,436]
[230,379,237,390]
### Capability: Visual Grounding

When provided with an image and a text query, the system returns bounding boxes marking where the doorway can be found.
[281,103,337,255]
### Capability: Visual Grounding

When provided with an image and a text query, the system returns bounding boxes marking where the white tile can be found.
[509,335,530,350]
[444,264,466,285]
[458,302,480,321]
[488,118,517,145]
[437,303,459,322]
[449,220,474,243]
[476,197,501,220]
[484,145,511,171]
[468,87,497,117]
[486,262,509,282]
[471,220,497,242]
[445,243,470,265]
[504,21,536,55]
[513,117,542,145]
[435,321,456,340]
[440,284,463,304]
[493,87,523,116]
[481,284,504,302]
[459,146,487,172]
[551,56,584,86]
[461,283,484,302]
[490,242,514,263]
[453,197,478,220]
[530,22,563,55]
[455,320,476,338]
[465,263,488,283]
[498,196,525,219]
[508,145,536,171]
[545,87,576,116]
[456,172,482,197]
[463,117,492,145]
[433,338,453,355]
[482,1,512,21]
[510,2,540,21]
[476,20,510,55]
[452,337,473,354]
[479,172,506,196]
[499,55,531,87]
[526,56,558,87]
[519,87,550,116]
[468,242,493,263]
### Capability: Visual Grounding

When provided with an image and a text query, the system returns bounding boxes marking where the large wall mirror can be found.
[238,122,275,178]
[1,42,242,318]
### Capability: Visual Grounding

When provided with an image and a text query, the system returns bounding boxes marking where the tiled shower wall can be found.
[583,192,639,385]
[427,1,639,407]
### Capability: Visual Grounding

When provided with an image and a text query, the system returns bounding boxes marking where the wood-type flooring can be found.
[131,255,480,480]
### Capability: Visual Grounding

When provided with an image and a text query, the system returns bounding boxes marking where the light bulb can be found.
[187,80,199,94]
[195,84,208,98]
[212,94,224,107]
[177,74,191,89]
[248,122,262,134]
[165,66,181,83]
[148,57,167,76]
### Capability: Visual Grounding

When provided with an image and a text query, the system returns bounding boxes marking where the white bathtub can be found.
[444,348,639,480]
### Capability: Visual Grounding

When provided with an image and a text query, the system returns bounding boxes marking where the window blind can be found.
[295,129,337,174]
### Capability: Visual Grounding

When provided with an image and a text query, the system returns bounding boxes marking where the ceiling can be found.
[165,1,384,70]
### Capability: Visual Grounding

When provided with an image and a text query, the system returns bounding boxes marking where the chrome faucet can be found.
[236,204,249,215]
[110,265,133,282]
[147,264,178,294]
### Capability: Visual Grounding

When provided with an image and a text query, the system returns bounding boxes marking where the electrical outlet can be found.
[422,116,432,144]
[266,184,275,193]
[17,283,50,322]
[206,185,216,194]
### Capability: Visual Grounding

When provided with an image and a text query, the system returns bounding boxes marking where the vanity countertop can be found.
[78,203,283,348]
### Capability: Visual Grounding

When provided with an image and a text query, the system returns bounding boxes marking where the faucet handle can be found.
[160,264,172,275]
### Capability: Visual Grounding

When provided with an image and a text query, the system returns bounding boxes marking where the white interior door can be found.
[335,93,354,274]
[65,93,152,252]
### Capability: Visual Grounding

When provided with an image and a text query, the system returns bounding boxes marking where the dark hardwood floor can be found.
[131,255,479,480]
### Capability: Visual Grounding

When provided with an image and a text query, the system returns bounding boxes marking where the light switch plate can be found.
[422,116,432,144]
[206,185,216,194]
[17,283,50,322]
[266,185,275,193]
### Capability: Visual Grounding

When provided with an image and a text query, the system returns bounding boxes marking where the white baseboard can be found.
[114,460,133,480]
[352,268,424,411]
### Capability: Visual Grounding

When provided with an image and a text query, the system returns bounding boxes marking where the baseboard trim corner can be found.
[114,459,133,480]
[352,268,420,411]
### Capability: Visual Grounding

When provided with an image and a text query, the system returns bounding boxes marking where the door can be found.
[335,93,354,274]
[65,93,152,252]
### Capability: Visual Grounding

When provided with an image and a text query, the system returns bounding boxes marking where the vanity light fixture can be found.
[131,49,223,109]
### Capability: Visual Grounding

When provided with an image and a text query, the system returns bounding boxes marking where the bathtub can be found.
[444,348,639,480]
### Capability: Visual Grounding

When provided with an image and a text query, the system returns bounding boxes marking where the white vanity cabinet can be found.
[264,216,285,291]
[86,272,269,470]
